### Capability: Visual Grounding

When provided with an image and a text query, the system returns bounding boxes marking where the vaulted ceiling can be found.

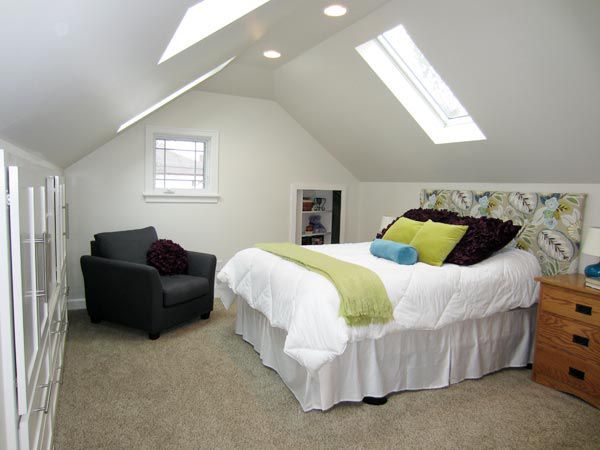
[2,0,599,183]
[0,0,387,167]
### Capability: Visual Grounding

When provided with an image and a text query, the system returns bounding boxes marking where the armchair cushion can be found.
[94,226,158,264]
[161,275,210,307]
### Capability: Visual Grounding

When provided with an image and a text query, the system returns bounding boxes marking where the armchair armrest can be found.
[187,251,217,292]
[80,256,163,329]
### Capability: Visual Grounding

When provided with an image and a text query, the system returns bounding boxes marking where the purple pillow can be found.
[147,239,188,275]
[444,216,520,265]
[375,208,520,265]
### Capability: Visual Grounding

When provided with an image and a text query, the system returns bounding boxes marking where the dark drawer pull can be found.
[572,334,589,347]
[575,304,592,316]
[568,367,585,380]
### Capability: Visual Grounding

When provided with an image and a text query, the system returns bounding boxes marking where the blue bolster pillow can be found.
[370,239,418,265]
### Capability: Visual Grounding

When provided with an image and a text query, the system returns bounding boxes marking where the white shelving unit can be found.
[289,183,346,246]
[0,149,69,450]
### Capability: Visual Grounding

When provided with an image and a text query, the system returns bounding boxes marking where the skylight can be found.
[159,0,272,64]
[117,57,235,133]
[356,24,485,144]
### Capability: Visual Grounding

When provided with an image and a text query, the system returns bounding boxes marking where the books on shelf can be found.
[586,277,600,290]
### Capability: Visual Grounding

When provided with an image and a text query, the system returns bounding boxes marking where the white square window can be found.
[144,126,219,203]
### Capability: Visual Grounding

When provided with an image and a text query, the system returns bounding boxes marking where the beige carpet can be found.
[55,302,600,449]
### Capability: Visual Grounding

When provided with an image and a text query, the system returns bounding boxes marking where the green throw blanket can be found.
[255,242,393,327]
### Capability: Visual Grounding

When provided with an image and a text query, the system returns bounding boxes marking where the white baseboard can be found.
[67,298,86,310]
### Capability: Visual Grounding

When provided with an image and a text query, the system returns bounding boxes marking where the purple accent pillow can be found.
[444,216,520,265]
[147,239,188,276]
[375,208,520,266]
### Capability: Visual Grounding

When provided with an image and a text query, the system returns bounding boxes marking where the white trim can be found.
[289,183,347,244]
[144,126,220,203]
[142,192,220,203]
[0,150,19,449]
[67,298,86,311]
[7,166,29,415]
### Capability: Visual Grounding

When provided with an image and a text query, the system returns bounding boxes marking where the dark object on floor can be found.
[362,396,388,405]
[80,226,216,339]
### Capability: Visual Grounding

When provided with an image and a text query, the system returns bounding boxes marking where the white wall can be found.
[65,91,360,299]
[358,182,600,271]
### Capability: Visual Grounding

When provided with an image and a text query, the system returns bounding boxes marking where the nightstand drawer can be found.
[534,345,600,406]
[540,286,599,326]
[536,312,600,365]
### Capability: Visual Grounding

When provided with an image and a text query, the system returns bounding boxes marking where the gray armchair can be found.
[80,226,215,339]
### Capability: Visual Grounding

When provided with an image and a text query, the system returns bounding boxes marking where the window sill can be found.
[142,191,220,203]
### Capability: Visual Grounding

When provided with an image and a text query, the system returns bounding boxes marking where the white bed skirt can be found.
[235,298,536,411]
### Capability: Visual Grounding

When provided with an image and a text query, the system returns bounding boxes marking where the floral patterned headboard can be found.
[420,189,587,276]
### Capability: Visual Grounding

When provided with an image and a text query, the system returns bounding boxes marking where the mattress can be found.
[217,242,541,373]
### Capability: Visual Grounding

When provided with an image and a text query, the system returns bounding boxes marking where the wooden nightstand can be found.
[533,274,599,408]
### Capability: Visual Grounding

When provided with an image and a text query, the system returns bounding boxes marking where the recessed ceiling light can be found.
[263,50,281,59]
[159,0,272,64]
[117,57,235,133]
[323,4,347,17]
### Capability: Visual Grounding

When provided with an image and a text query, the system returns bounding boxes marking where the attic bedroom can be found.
[1,0,599,448]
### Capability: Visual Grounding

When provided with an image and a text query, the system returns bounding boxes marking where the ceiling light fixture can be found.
[323,4,347,17]
[263,50,281,59]
[117,57,235,133]
[159,0,272,64]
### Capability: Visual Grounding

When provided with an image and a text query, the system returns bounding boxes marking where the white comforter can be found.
[217,242,541,373]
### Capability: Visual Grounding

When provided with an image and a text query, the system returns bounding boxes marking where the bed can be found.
[217,189,586,411]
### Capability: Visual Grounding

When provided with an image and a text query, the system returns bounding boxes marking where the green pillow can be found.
[382,217,425,244]
[409,220,468,266]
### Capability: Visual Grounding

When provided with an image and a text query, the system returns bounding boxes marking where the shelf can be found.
[294,186,344,246]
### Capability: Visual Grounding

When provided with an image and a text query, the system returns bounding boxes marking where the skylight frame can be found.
[356,25,485,144]
[117,57,235,133]
[377,35,468,124]
[159,0,272,64]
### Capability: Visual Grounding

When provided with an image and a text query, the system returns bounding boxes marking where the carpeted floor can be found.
[55,302,600,449]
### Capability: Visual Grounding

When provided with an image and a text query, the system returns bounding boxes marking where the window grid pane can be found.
[154,137,206,190]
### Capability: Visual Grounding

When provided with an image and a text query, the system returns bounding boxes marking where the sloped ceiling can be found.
[2,0,599,183]
[0,0,387,167]
[273,0,600,182]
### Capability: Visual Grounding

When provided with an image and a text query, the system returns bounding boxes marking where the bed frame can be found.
[231,189,587,411]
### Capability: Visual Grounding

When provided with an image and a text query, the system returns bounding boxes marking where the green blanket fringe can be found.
[256,242,393,327]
